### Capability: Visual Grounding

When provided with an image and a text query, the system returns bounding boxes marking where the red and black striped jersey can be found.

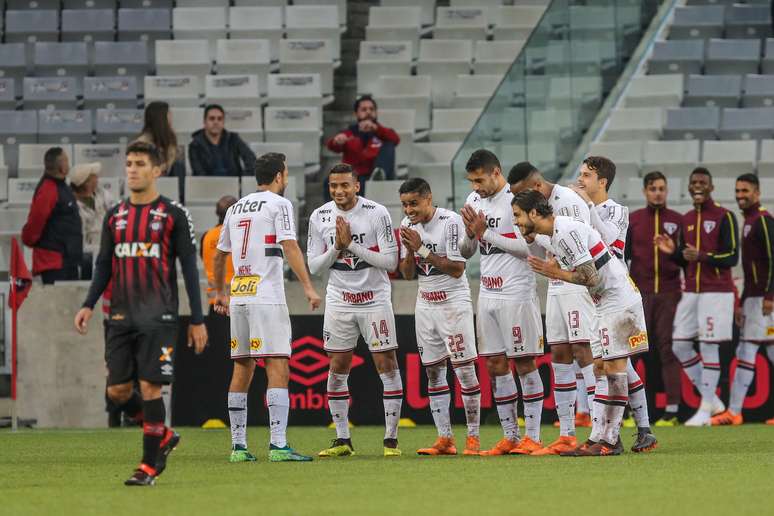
[92,195,197,327]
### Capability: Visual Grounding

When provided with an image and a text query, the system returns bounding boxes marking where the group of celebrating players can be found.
[73,141,773,486]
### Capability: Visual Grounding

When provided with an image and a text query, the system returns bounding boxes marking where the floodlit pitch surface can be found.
[1,425,771,515]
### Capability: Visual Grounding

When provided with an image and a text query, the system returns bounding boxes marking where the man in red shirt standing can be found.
[626,171,684,426]
[326,95,400,196]
[656,167,739,426]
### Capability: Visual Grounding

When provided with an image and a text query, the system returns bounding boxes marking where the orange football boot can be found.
[575,412,592,428]
[417,436,457,456]
[463,436,481,456]
[766,417,774,425]
[531,436,578,456]
[710,410,743,426]
[480,437,520,456]
[508,436,542,455]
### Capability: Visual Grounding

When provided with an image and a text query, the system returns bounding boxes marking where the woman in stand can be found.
[135,101,186,202]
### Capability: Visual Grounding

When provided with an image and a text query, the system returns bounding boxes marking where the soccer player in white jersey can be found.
[574,156,657,453]
[459,150,546,456]
[307,163,403,458]
[213,153,322,463]
[397,178,482,456]
[514,189,649,456]
[507,162,596,455]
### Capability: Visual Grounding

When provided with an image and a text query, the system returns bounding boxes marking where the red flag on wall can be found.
[9,237,32,310]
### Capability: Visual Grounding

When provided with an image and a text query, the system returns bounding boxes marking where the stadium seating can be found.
[285,5,341,61]
[215,39,272,94]
[417,39,473,107]
[204,75,261,108]
[83,76,139,110]
[145,76,203,108]
[73,143,126,177]
[117,8,172,43]
[264,107,322,165]
[228,7,284,62]
[155,40,211,77]
[366,7,422,59]
[375,76,433,131]
[434,7,488,41]
[357,41,413,95]
[61,8,115,43]
[224,108,263,142]
[173,7,228,61]
[279,39,335,96]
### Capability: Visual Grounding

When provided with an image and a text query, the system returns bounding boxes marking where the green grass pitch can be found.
[1,424,771,516]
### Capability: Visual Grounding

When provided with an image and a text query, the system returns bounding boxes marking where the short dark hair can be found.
[583,156,616,191]
[353,95,377,112]
[512,189,554,217]
[399,178,431,197]
[508,161,539,185]
[126,140,163,167]
[736,173,759,189]
[204,104,225,119]
[642,171,667,188]
[328,162,355,177]
[255,152,286,185]
[690,167,712,182]
[465,149,501,174]
[44,147,64,171]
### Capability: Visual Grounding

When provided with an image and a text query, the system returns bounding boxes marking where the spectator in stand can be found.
[70,162,115,280]
[326,95,400,195]
[201,195,237,311]
[135,101,186,201]
[189,105,257,177]
[625,171,684,426]
[21,147,83,284]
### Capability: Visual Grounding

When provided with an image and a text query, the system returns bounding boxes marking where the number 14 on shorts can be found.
[370,320,391,348]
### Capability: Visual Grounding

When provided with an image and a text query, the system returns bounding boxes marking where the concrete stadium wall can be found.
[11,278,548,428]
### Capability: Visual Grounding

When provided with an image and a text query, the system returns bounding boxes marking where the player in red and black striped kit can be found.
[75,141,208,486]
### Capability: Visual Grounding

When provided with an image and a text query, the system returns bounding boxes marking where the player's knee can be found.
[454,364,478,387]
[736,341,758,362]
[485,355,509,376]
[139,380,162,400]
[373,352,398,374]
[513,357,536,376]
[571,343,592,366]
[593,360,605,378]
[550,345,572,364]
[106,383,132,404]
[328,353,353,374]
[425,364,447,385]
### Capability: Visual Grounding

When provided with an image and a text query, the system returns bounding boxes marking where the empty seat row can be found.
[649,38,774,75]
[624,73,774,108]
[669,4,771,40]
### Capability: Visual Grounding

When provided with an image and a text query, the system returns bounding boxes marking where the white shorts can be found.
[477,296,544,359]
[741,296,774,343]
[673,292,734,342]
[323,305,399,353]
[545,291,595,346]
[596,302,649,361]
[229,304,292,359]
[415,302,477,366]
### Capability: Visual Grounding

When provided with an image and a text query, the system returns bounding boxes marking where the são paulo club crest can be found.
[703,220,716,234]
[663,222,678,235]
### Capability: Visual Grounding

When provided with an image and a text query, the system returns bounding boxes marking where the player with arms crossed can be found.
[573,156,657,452]
[213,152,320,463]
[397,178,482,456]
[508,162,596,455]
[460,150,546,456]
[514,189,649,456]
[656,167,738,426]
[712,174,774,426]
[74,141,208,485]
[308,163,403,457]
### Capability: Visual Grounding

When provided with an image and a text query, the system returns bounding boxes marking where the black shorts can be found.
[105,324,178,386]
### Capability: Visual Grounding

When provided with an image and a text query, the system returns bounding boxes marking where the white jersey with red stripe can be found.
[547,184,591,295]
[308,196,397,311]
[593,197,629,263]
[550,216,640,314]
[217,190,295,306]
[400,207,471,306]
[465,184,535,299]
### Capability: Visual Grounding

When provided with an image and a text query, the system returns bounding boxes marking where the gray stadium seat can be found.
[376,108,414,167]
[453,74,501,110]
[184,176,240,206]
[63,0,119,8]
[73,143,126,177]
[0,112,37,174]
[602,108,663,141]
[279,39,336,96]
[155,40,212,77]
[366,7,423,60]
[285,5,341,61]
[742,74,774,108]
[364,180,404,208]
[381,0,435,27]
[156,176,180,202]
[93,42,151,86]
[624,74,684,108]
[663,107,720,140]
[173,7,228,61]
[33,43,90,77]
[357,41,413,95]
[763,39,774,75]
[223,108,263,142]
[5,10,59,43]
[587,140,642,179]
[758,139,774,176]
[648,40,704,75]
[266,73,324,108]
[83,76,139,110]
[375,75,433,131]
[7,178,39,208]
[204,74,260,108]
[95,108,144,143]
[23,77,81,110]
[0,79,17,109]
[434,7,488,41]
[19,144,76,178]
[429,108,479,142]
[169,107,201,142]
[38,110,94,144]
[263,107,322,164]
[725,4,772,40]
[701,140,757,176]
[228,7,284,62]
[643,140,701,177]
[215,39,272,94]
[417,39,473,107]
[473,40,526,77]
[493,6,546,40]
[684,75,742,108]
[719,107,774,140]
[669,6,724,40]
[0,44,27,88]
[145,75,203,108]
[118,8,172,43]
[705,38,761,76]
[121,0,173,7]
[61,9,115,43]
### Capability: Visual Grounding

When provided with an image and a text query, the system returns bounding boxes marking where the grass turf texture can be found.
[1,424,771,516]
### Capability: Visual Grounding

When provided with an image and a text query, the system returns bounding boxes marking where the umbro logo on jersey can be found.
[114,242,161,258]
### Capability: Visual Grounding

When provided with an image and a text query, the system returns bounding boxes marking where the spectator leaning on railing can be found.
[189,104,257,177]
[21,146,83,284]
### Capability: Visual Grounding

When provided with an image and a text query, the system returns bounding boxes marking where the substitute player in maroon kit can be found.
[712,174,774,426]
[626,171,684,426]
[656,167,738,426]
[75,141,208,485]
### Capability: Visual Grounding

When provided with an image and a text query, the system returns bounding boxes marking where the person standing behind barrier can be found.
[201,195,237,312]
[21,147,83,284]
[625,171,684,427]
[135,101,186,202]
[70,162,115,280]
